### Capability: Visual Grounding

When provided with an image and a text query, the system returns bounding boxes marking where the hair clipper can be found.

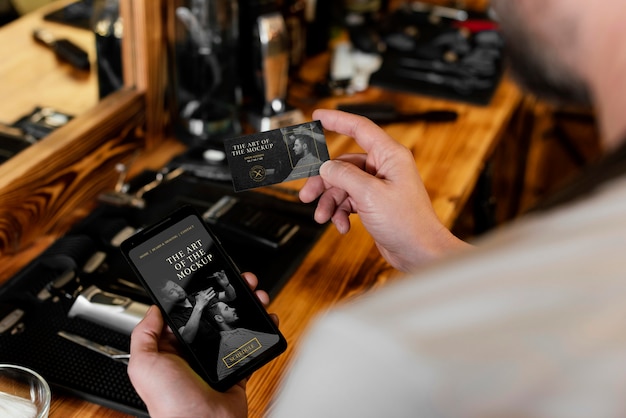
[67,285,149,335]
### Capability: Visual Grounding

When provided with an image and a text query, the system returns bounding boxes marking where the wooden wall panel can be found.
[0,89,145,256]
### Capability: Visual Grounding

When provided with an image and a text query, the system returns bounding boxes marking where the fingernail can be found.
[319,160,332,176]
[334,220,348,235]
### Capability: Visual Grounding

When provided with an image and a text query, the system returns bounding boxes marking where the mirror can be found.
[0,0,118,127]
[0,0,167,255]
[0,0,132,173]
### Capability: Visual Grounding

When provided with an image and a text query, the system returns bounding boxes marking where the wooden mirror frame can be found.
[0,0,167,255]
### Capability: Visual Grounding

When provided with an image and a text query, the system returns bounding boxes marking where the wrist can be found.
[412,225,471,269]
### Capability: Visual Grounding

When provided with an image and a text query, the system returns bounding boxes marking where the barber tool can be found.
[329,41,354,95]
[32,28,90,71]
[57,330,129,364]
[135,166,186,200]
[110,225,137,247]
[337,102,458,124]
[169,0,241,144]
[67,285,149,335]
[109,278,150,301]
[407,1,469,22]
[0,124,31,164]
[98,165,186,209]
[10,107,73,142]
[166,147,232,182]
[40,234,99,271]
[36,268,82,302]
[399,55,496,78]
[0,303,25,335]
[0,123,32,144]
[247,12,304,131]
[394,67,494,95]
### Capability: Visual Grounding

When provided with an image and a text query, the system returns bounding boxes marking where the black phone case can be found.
[120,205,287,391]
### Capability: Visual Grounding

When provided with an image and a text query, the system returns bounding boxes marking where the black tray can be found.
[0,171,326,415]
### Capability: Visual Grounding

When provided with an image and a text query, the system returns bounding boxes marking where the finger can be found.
[330,208,352,235]
[235,377,249,391]
[254,289,270,306]
[314,186,349,224]
[319,159,384,204]
[299,154,367,204]
[130,306,162,355]
[243,272,273,308]
[299,175,326,203]
[242,274,279,329]
[335,153,368,169]
[312,109,402,155]
[241,272,258,290]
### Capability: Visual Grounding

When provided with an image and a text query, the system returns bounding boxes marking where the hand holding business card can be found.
[224,121,330,192]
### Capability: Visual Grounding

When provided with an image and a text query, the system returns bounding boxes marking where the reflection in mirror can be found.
[0,0,166,257]
[91,0,124,98]
[0,0,124,163]
[49,0,125,99]
[0,1,98,125]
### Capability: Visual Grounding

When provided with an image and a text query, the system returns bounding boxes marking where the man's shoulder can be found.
[303,154,322,164]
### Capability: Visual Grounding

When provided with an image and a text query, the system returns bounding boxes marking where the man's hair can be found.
[295,133,315,154]
[207,302,222,319]
[207,301,227,328]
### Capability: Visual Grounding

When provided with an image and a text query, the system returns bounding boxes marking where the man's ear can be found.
[213,314,224,323]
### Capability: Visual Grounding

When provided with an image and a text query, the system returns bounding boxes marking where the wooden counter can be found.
[0,3,524,417]
[24,79,521,418]
[246,66,523,417]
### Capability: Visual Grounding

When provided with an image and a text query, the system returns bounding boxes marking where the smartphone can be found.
[120,205,287,391]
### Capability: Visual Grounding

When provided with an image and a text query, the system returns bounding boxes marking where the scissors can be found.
[57,330,130,365]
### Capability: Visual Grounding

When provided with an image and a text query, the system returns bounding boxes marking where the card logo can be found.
[249,165,267,182]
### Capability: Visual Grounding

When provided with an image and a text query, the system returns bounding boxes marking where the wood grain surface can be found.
[22,70,519,418]
[0,1,523,416]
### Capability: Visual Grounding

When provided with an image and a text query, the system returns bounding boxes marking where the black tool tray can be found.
[370,7,504,105]
[0,171,326,416]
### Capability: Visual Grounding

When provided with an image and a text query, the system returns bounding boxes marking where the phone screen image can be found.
[121,206,286,391]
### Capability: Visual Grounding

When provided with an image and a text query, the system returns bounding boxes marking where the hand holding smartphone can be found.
[120,205,286,391]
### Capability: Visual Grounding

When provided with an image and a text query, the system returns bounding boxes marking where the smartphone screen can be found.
[120,205,286,391]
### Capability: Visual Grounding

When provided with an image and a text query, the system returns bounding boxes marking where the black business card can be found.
[224,121,329,192]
